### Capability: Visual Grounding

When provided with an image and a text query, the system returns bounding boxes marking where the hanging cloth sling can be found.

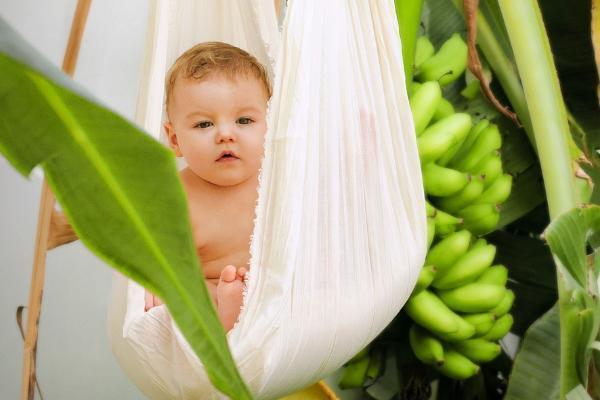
[107,0,427,398]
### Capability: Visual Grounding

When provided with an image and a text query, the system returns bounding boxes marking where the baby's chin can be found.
[202,172,258,188]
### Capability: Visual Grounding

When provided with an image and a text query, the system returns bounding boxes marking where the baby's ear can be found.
[164,122,183,157]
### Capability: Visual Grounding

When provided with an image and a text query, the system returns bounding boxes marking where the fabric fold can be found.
[108,0,426,398]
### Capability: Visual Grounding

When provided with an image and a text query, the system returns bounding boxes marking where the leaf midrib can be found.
[26,70,241,392]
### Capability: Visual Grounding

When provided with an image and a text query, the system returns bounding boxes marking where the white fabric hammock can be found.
[107,0,427,398]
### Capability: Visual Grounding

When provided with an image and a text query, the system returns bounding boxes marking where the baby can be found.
[144,42,271,332]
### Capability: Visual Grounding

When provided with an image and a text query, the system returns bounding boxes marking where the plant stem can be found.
[498,0,578,397]
[451,0,534,148]
[395,0,425,91]
[452,0,592,196]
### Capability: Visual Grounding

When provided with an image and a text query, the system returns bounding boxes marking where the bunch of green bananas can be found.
[338,33,516,389]
[407,230,515,379]
[407,34,515,380]
[410,35,513,236]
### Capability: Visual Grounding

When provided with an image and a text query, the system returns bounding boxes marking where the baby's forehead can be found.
[168,73,268,115]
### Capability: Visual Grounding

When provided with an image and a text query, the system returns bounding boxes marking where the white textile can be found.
[107,0,427,398]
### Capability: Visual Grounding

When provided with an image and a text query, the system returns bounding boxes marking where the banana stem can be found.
[395,0,425,91]
[498,0,578,397]
[452,0,591,176]
[450,0,534,148]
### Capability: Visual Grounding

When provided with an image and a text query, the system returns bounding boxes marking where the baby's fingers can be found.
[144,289,163,311]
[144,289,154,312]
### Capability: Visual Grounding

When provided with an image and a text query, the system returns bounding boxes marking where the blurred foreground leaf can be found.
[0,17,250,400]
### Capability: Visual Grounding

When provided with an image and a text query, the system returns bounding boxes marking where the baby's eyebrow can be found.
[185,111,210,119]
[237,106,262,114]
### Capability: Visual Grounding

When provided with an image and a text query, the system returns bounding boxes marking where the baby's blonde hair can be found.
[165,41,271,113]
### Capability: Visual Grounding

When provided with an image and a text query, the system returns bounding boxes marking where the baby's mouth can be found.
[216,151,240,161]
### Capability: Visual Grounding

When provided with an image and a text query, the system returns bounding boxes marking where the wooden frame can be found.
[20,2,90,398]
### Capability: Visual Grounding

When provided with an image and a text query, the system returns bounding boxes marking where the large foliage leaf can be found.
[506,206,600,398]
[0,18,250,399]
[505,304,561,400]
[545,206,600,287]
[545,205,600,392]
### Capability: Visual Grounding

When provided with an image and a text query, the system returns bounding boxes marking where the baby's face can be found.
[165,74,268,187]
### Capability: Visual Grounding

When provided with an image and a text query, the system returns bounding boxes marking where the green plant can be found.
[0,18,251,400]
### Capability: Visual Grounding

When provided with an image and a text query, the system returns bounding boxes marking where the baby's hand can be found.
[144,289,163,312]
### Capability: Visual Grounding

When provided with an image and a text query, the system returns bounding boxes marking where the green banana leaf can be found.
[504,304,561,400]
[507,205,600,398]
[545,206,600,389]
[566,385,593,400]
[0,18,251,399]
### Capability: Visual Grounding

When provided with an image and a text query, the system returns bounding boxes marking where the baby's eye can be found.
[237,117,253,125]
[195,121,212,129]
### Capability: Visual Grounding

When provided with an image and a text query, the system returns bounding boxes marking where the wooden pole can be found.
[20,1,91,399]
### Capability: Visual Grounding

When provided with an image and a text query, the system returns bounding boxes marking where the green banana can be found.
[460,79,481,100]
[452,338,501,363]
[469,238,488,251]
[481,313,514,341]
[477,264,508,286]
[409,81,422,96]
[431,97,456,123]
[435,348,480,380]
[414,265,437,294]
[414,36,435,69]
[405,290,460,334]
[473,321,495,338]
[436,314,476,342]
[338,354,371,389]
[468,151,503,188]
[417,33,468,86]
[425,201,437,218]
[451,124,502,172]
[409,324,445,366]
[427,218,436,249]
[437,283,506,313]
[425,230,472,274]
[410,81,442,135]
[437,140,463,167]
[422,163,470,197]
[347,346,370,364]
[473,174,513,205]
[417,113,472,165]
[490,290,515,317]
[446,119,490,167]
[366,348,385,380]
[463,313,496,336]
[432,245,497,290]
[433,208,464,237]
[458,203,501,235]
[435,175,485,213]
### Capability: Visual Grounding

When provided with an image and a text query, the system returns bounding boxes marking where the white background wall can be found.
[0,1,149,398]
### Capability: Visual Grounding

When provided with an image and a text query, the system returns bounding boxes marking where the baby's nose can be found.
[216,128,236,142]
